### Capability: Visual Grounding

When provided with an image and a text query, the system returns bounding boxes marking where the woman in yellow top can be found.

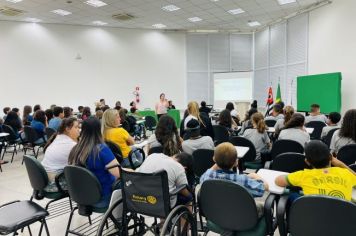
[101,109,142,167]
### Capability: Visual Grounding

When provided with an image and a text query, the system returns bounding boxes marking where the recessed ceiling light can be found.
[85,0,107,8]
[248,21,261,27]
[188,17,202,22]
[92,20,107,26]
[25,17,42,23]
[152,23,166,29]
[211,0,219,2]
[51,9,72,16]
[6,0,23,3]
[162,5,180,12]
[277,0,297,5]
[227,8,245,15]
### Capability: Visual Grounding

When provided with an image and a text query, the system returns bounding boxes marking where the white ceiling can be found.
[0,0,329,31]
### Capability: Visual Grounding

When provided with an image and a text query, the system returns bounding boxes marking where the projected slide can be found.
[213,72,253,109]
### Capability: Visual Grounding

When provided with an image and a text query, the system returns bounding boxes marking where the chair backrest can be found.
[198,179,259,231]
[64,165,102,206]
[212,125,229,144]
[337,144,356,165]
[270,139,304,160]
[45,127,57,140]
[270,153,307,173]
[145,116,157,130]
[2,124,18,141]
[265,119,277,127]
[23,126,40,143]
[289,195,356,236]
[305,121,327,139]
[148,146,163,155]
[349,164,356,172]
[23,155,49,191]
[322,128,339,148]
[192,149,215,178]
[105,141,124,163]
[229,136,256,162]
[120,169,170,218]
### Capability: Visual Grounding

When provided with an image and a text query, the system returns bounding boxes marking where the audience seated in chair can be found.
[182,119,214,155]
[102,109,142,168]
[278,113,310,147]
[68,117,122,208]
[265,103,284,121]
[242,112,271,162]
[274,105,294,136]
[41,117,79,192]
[4,111,22,140]
[22,105,33,126]
[200,142,268,216]
[238,108,257,135]
[147,115,182,156]
[31,110,48,143]
[305,103,327,124]
[199,101,211,116]
[330,109,356,155]
[275,140,356,201]
[321,112,341,139]
[48,106,64,131]
[218,109,239,135]
[225,102,240,124]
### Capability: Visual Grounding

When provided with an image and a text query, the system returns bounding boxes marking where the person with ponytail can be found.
[278,113,310,147]
[147,115,182,156]
[101,109,142,167]
[68,117,121,208]
[41,117,79,190]
[242,112,271,161]
[274,105,295,135]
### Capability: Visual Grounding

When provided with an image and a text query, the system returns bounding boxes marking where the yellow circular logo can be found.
[146,196,157,204]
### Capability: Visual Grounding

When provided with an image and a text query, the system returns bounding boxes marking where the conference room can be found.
[1,0,356,235]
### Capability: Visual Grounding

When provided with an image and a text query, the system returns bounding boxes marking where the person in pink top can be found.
[155,93,168,120]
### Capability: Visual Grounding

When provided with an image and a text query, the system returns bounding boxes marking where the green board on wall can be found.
[297,72,342,113]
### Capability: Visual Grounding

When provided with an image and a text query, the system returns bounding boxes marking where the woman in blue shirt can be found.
[68,117,121,208]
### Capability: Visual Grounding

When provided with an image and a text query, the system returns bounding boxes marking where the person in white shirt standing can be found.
[155,93,168,120]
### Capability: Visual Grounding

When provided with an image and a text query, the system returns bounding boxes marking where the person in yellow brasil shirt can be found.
[275,140,356,201]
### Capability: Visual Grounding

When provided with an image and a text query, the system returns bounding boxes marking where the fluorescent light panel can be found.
[25,17,42,23]
[92,20,107,25]
[51,9,72,16]
[248,21,261,27]
[162,5,180,12]
[277,0,297,5]
[152,23,166,28]
[227,8,245,15]
[6,0,23,3]
[188,17,202,22]
[85,0,107,8]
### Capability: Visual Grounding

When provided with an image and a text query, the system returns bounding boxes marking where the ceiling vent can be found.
[0,6,25,16]
[112,13,135,21]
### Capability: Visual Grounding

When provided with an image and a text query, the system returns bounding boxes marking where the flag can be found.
[266,86,274,105]
[275,83,282,103]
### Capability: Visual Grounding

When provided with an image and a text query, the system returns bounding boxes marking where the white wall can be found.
[309,0,356,113]
[0,21,186,111]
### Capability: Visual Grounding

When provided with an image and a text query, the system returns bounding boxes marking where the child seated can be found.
[275,140,356,201]
[321,112,341,139]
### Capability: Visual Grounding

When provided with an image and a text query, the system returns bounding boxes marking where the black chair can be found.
[23,126,46,160]
[270,139,304,160]
[0,200,50,236]
[23,155,71,213]
[337,144,356,165]
[229,136,261,171]
[305,121,326,140]
[278,195,356,236]
[105,141,145,170]
[96,169,196,236]
[45,127,57,141]
[265,119,277,127]
[322,128,339,148]
[1,124,25,163]
[145,116,157,134]
[192,149,215,179]
[212,125,229,146]
[64,165,123,236]
[349,163,356,172]
[198,179,269,235]
[148,145,163,155]
[269,153,307,173]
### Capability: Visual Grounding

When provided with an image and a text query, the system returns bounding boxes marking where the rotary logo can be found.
[146,196,157,204]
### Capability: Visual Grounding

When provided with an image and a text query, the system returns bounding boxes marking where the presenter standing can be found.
[155,93,168,120]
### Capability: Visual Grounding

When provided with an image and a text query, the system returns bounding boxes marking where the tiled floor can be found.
[0,149,279,236]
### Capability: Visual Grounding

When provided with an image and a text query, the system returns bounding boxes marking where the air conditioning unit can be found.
[0,6,25,16]
[112,13,135,21]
